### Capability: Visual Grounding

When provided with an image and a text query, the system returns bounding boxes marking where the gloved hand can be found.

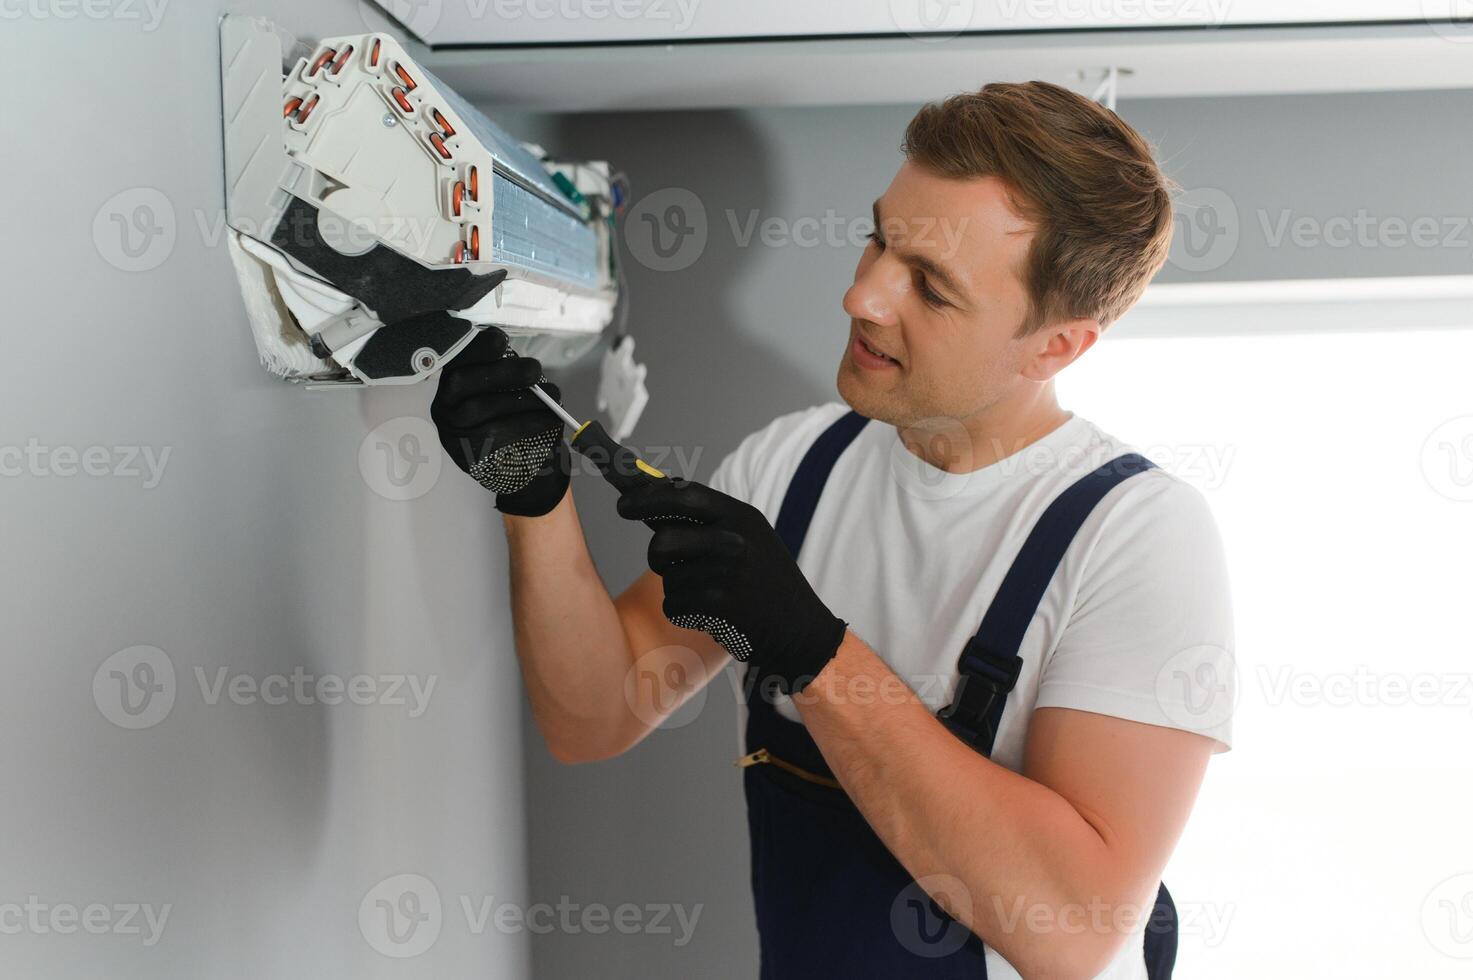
[616,477,849,695]
[431,327,571,517]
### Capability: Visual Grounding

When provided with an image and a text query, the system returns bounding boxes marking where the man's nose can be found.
[842,259,905,327]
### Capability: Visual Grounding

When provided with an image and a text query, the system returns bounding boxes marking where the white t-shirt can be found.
[708,402,1235,980]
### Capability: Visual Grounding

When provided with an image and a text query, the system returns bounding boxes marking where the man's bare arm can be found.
[502,490,729,762]
[794,631,1214,979]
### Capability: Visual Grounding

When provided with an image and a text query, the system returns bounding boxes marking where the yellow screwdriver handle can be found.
[569,419,666,492]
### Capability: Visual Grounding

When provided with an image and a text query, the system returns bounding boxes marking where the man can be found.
[432,81,1233,979]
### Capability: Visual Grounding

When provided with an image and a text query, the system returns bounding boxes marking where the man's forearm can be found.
[792,632,1143,978]
[501,489,639,762]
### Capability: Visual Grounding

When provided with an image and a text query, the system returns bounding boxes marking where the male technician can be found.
[432,81,1233,979]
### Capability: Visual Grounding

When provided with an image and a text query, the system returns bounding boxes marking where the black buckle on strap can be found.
[937,639,1023,747]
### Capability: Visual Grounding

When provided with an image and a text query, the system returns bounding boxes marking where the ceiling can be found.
[405,20,1473,112]
[373,0,1469,48]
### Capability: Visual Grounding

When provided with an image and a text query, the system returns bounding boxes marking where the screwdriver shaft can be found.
[530,382,584,431]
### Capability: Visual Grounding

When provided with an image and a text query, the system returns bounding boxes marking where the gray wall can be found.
[2,6,530,978]
[510,89,1473,979]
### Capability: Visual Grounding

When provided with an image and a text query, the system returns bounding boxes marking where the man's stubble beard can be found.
[838,356,1000,433]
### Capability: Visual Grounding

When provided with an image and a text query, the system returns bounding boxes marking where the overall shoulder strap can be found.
[774,409,870,559]
[940,452,1158,755]
[747,408,870,752]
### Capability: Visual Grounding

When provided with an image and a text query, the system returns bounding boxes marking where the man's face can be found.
[837,161,1048,430]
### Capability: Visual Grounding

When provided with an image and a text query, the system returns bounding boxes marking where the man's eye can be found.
[865,231,885,250]
[918,278,947,308]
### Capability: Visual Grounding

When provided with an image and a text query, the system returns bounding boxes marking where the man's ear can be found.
[1022,318,1100,383]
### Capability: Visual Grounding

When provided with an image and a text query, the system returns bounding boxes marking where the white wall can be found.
[1,4,529,977]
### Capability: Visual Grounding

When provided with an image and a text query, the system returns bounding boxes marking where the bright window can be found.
[1060,320,1473,977]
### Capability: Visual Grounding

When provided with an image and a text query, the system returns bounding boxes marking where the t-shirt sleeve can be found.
[706,438,748,503]
[706,419,783,513]
[704,403,850,521]
[1036,474,1237,751]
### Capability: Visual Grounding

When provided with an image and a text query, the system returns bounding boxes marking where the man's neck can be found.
[897,384,1072,475]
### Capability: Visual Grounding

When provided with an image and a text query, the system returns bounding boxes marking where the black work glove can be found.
[431,327,571,517]
[616,477,849,695]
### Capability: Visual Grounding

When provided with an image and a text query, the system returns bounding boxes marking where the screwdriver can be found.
[527,383,669,492]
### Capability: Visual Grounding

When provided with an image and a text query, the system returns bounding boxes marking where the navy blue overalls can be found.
[740,410,1178,978]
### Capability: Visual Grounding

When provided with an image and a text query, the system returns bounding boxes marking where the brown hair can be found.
[902,81,1176,335]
